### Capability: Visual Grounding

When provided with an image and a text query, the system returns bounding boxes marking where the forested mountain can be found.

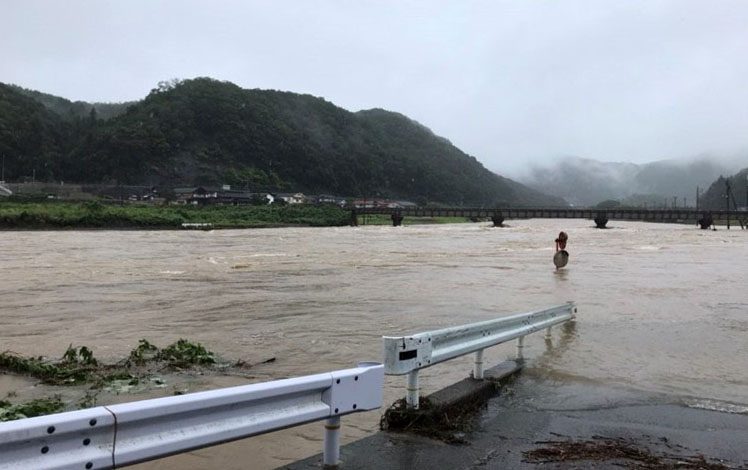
[8,84,133,121]
[699,168,748,209]
[0,78,564,206]
[521,157,733,207]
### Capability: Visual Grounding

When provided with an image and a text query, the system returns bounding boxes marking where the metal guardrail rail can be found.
[383,302,577,408]
[0,362,383,469]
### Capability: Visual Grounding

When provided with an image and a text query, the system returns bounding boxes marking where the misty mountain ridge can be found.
[521,156,739,206]
[699,167,748,210]
[0,78,564,207]
[7,83,134,121]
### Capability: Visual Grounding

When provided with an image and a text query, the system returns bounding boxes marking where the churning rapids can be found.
[1,219,747,468]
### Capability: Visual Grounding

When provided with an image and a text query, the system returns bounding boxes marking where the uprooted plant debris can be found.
[380,396,486,444]
[0,339,224,387]
[0,339,276,421]
[0,397,65,421]
[523,436,731,469]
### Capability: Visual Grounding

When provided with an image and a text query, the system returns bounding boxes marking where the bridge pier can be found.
[391,212,404,227]
[697,212,713,230]
[491,215,504,227]
[594,213,608,229]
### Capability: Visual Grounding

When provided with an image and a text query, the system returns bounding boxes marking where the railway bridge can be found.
[351,207,747,229]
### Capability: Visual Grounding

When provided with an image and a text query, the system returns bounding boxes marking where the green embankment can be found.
[0,201,351,229]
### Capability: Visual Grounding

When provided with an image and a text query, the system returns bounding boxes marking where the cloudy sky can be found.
[2,0,747,175]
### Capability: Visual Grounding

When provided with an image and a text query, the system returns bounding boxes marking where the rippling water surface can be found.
[1,220,746,468]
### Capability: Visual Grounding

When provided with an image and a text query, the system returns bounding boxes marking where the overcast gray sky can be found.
[2,0,747,175]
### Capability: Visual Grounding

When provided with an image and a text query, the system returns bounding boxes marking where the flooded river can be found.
[1,220,747,468]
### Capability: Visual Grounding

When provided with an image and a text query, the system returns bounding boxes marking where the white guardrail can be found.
[383,302,577,408]
[0,362,383,469]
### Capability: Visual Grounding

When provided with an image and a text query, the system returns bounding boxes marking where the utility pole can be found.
[696,186,699,211]
[672,196,677,208]
[726,179,731,230]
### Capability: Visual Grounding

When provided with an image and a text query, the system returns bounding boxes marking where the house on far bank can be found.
[352,198,416,209]
[173,186,270,205]
[314,194,347,207]
[275,192,306,204]
[173,187,217,205]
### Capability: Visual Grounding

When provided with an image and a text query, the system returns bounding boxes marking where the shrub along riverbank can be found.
[0,201,351,229]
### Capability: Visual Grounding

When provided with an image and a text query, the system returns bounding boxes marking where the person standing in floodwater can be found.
[553,231,569,269]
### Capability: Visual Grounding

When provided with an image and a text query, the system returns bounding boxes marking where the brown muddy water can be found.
[1,220,747,468]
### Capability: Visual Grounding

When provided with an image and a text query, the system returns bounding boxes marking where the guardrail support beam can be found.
[545,326,552,340]
[323,416,341,468]
[516,336,525,361]
[406,371,420,409]
[473,349,484,379]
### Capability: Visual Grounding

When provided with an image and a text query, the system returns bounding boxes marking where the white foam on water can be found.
[159,270,185,275]
[248,253,289,258]
[637,245,661,250]
[685,399,748,414]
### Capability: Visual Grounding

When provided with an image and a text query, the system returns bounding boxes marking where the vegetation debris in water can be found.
[523,437,730,469]
[0,339,219,388]
[0,397,65,422]
[157,339,216,367]
[380,397,483,444]
[0,349,95,385]
[0,339,260,419]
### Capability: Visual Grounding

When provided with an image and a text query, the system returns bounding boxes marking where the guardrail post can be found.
[323,416,341,467]
[516,336,525,361]
[545,327,552,340]
[473,349,484,379]
[406,371,420,409]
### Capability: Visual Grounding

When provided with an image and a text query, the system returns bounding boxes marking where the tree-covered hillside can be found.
[0,83,70,181]
[8,84,133,121]
[699,168,748,209]
[1,78,564,206]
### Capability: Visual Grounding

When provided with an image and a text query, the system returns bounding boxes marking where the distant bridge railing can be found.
[352,207,746,228]
[383,302,577,409]
[0,363,383,469]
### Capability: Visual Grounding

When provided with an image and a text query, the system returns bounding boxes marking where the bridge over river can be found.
[352,207,748,229]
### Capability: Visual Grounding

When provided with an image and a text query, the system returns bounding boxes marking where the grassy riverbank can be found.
[0,201,351,229]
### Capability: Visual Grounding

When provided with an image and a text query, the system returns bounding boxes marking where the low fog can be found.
[517,155,745,207]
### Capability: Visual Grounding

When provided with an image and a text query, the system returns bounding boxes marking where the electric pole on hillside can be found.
[696,186,699,211]
[726,179,731,230]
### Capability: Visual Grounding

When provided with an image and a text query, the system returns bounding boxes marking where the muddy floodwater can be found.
[1,220,747,468]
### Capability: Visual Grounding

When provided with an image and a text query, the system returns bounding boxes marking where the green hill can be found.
[1,78,564,206]
[699,168,748,209]
[8,84,133,121]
